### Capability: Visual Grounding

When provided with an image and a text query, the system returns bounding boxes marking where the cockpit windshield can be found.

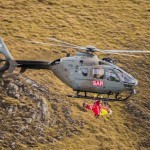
[115,69,136,84]
[105,69,120,82]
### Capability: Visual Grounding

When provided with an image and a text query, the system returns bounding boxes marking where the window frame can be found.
[92,68,104,79]
[105,69,120,82]
[80,68,88,77]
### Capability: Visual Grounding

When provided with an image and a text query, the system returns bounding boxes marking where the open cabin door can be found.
[90,67,106,93]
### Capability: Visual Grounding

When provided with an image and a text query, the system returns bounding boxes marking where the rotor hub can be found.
[85,46,96,52]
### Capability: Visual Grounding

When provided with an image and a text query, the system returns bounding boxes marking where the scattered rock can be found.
[25,118,32,124]
[8,106,13,115]
[11,142,16,150]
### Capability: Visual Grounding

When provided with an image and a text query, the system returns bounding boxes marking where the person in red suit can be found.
[83,100,102,118]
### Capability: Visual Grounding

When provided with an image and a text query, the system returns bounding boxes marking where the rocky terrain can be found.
[0,74,84,149]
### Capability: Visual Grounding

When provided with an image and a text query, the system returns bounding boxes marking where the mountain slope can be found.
[0,0,150,149]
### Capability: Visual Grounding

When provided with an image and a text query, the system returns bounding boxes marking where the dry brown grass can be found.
[0,0,150,149]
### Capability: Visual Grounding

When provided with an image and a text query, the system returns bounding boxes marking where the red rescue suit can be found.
[85,100,102,117]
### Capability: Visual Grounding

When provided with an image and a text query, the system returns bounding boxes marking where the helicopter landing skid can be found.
[67,94,94,100]
[114,91,134,102]
[67,90,134,102]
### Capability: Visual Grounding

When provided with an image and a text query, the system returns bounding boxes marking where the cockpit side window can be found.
[106,69,120,82]
[92,68,104,79]
[115,69,135,83]
[115,69,125,82]
[81,68,88,76]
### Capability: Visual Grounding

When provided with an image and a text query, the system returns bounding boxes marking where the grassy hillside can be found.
[0,0,150,149]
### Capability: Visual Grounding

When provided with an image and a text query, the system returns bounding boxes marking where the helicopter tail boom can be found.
[0,37,52,75]
[16,60,51,73]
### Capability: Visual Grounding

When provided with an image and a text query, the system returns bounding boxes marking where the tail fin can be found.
[0,37,51,75]
[0,37,17,74]
[0,37,13,60]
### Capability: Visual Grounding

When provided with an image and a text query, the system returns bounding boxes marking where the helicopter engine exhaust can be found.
[102,57,116,64]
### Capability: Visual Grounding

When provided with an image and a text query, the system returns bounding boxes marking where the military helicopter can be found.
[0,37,150,101]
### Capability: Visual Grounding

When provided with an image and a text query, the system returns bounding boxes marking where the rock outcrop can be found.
[0,74,84,149]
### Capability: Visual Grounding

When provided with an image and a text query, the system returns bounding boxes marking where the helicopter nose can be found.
[124,78,138,88]
[131,78,138,86]
[134,79,138,86]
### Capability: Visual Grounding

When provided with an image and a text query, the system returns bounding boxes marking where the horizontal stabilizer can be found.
[16,60,52,71]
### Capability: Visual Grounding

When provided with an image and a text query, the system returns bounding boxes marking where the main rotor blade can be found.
[106,53,141,57]
[48,38,150,54]
[48,37,80,47]
[27,39,150,54]
[95,49,150,54]
[27,40,80,48]
[26,40,90,53]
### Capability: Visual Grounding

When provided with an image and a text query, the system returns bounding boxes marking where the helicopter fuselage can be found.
[50,52,138,95]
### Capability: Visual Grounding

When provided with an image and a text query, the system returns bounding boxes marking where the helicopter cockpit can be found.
[90,67,118,82]
[91,67,137,86]
[114,69,138,85]
[105,69,120,82]
[105,68,137,86]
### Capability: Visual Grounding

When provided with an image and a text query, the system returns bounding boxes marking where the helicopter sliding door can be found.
[75,67,90,91]
[104,69,124,93]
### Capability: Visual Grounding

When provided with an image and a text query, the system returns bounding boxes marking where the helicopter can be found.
[0,37,150,101]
